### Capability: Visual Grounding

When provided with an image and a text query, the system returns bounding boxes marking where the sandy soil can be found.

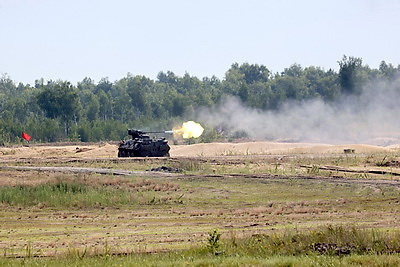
[0,141,397,160]
[170,142,395,157]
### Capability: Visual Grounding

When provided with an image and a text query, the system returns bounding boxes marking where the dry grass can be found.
[0,171,180,192]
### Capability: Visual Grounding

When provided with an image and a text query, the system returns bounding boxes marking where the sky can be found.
[1,0,400,85]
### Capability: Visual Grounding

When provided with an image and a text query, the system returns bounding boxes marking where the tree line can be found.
[1,56,399,144]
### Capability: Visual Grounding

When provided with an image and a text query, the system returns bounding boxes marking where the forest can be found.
[1,56,399,144]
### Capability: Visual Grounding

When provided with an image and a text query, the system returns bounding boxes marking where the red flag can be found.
[22,132,31,141]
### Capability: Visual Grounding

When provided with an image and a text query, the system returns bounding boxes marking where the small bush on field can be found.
[207,229,222,254]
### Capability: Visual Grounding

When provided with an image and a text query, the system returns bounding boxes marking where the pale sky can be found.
[1,0,400,85]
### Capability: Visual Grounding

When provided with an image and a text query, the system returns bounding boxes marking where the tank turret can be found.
[118,129,171,157]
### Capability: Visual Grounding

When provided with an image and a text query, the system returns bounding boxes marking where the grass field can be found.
[0,143,399,266]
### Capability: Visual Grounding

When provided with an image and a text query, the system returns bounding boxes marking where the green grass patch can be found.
[0,176,183,208]
[2,254,400,267]
[0,182,130,207]
[1,226,399,266]
[220,225,400,256]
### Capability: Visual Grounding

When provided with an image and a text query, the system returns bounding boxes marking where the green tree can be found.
[36,81,80,137]
[77,77,96,92]
[304,66,340,101]
[126,75,151,117]
[338,55,363,95]
[86,94,100,121]
[3,97,27,124]
[171,93,187,117]
[95,77,113,94]
[224,63,270,105]
[379,60,399,80]
[97,89,112,120]
[0,74,16,95]
[157,71,179,85]
[111,78,127,120]
[239,63,270,84]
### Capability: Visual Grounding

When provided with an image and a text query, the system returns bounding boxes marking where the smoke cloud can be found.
[197,77,400,145]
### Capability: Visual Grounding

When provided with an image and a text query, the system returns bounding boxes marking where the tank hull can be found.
[118,133,170,157]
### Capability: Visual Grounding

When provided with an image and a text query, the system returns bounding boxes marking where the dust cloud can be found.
[197,78,400,145]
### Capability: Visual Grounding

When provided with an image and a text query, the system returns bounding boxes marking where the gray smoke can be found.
[197,77,400,145]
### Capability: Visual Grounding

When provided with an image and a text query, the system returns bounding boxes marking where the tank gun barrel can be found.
[146,130,174,134]
[127,129,173,137]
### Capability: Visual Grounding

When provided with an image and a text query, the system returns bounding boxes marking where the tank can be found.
[118,129,170,157]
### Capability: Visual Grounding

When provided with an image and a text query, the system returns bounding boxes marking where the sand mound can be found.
[74,143,118,157]
[0,143,118,159]
[170,142,394,157]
